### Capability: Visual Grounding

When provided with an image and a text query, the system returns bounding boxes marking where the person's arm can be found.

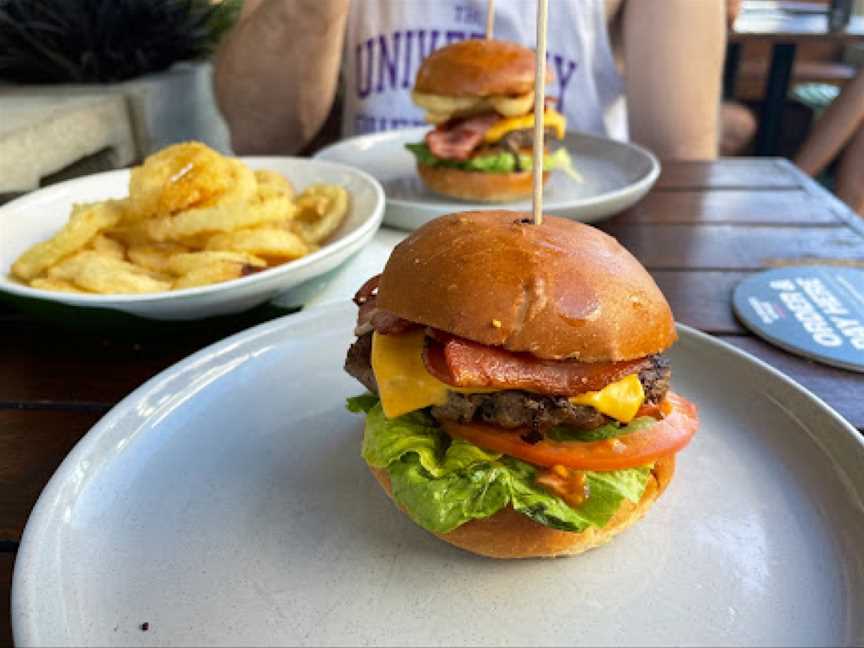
[795,69,864,176]
[795,68,864,216]
[622,0,725,160]
[213,0,349,154]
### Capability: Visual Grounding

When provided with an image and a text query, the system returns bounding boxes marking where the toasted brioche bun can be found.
[368,454,675,559]
[416,164,549,203]
[414,39,552,97]
[376,211,677,361]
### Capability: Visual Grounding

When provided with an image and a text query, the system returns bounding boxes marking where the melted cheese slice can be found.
[483,108,567,144]
[569,373,645,423]
[372,330,451,418]
[372,330,499,418]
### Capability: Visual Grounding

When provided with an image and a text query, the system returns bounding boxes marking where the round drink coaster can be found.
[733,266,864,373]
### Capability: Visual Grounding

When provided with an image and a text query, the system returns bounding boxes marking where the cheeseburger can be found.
[345,211,699,559]
[406,39,574,202]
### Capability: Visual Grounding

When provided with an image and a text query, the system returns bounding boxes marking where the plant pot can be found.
[118,61,231,156]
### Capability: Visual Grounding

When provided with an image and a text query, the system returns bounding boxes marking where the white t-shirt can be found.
[341,0,627,140]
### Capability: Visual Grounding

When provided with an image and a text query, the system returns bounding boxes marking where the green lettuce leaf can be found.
[346,393,379,413]
[502,458,597,531]
[466,151,517,173]
[503,458,650,531]
[360,403,501,478]
[405,142,442,166]
[351,396,651,534]
[442,438,503,473]
[360,403,442,476]
[405,142,578,176]
[521,146,584,182]
[546,416,658,443]
[588,467,651,504]
[388,457,511,533]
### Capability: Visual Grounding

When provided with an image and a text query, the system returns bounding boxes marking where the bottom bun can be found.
[368,455,675,559]
[417,163,550,203]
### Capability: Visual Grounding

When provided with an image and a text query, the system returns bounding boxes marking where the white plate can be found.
[314,127,659,230]
[13,302,864,646]
[0,158,384,320]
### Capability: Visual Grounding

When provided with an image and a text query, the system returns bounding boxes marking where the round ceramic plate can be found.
[314,127,660,230]
[0,158,384,320]
[12,302,864,646]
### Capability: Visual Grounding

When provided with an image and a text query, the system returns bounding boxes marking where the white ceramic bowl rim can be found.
[0,158,385,304]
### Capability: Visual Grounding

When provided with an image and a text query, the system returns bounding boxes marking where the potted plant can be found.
[0,0,242,164]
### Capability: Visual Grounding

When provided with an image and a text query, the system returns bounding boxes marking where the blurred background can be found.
[1,0,863,211]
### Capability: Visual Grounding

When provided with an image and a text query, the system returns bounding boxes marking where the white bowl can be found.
[0,157,384,320]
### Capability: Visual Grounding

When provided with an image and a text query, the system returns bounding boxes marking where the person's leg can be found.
[795,70,864,176]
[720,101,757,155]
[836,124,864,216]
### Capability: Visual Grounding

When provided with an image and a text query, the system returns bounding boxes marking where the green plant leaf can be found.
[0,0,244,83]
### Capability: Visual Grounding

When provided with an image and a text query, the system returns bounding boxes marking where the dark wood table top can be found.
[731,0,864,41]
[2,157,864,644]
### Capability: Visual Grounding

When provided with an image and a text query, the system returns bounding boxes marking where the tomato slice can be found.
[441,392,699,471]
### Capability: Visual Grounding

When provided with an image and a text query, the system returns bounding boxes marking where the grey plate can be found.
[315,128,660,230]
[12,302,864,646]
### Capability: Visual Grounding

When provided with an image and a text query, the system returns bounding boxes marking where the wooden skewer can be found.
[531,0,549,226]
[486,0,495,39]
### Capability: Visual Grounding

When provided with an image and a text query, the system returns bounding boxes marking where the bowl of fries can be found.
[0,142,384,319]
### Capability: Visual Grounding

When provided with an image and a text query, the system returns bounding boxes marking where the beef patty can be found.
[344,332,671,431]
[345,332,377,394]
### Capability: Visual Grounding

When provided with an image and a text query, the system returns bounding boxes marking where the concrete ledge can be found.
[0,94,134,193]
[0,62,231,193]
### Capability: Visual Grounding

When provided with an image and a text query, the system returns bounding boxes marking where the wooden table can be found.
[2,158,864,644]
[728,1,864,155]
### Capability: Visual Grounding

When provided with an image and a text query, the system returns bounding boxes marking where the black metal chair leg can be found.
[755,42,797,156]
[723,42,742,100]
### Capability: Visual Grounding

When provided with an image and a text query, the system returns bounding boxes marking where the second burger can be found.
[406,38,577,203]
